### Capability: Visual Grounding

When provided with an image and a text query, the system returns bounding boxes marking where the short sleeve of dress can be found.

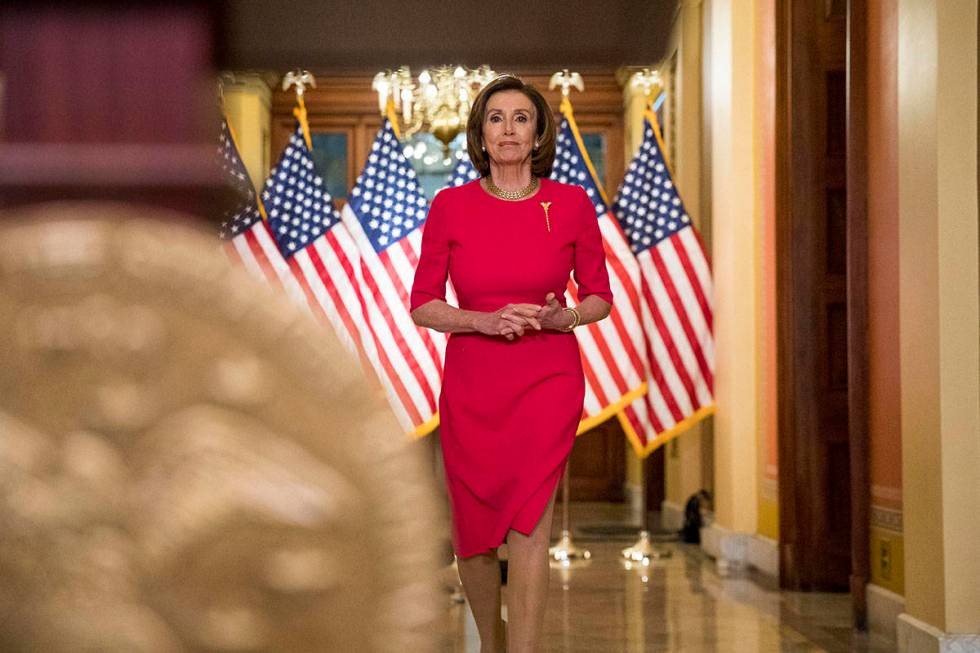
[409,192,450,313]
[572,188,614,305]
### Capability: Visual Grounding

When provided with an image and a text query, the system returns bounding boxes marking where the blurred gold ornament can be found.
[0,203,446,652]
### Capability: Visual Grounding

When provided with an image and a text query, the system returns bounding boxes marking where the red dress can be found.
[409,177,613,558]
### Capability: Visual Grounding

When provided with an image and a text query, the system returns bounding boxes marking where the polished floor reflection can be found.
[444,503,896,653]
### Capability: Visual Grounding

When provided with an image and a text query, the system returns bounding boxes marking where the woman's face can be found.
[482,90,538,171]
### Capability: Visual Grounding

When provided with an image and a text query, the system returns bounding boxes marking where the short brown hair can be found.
[466,75,556,178]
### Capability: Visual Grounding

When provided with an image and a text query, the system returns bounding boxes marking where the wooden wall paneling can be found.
[777,0,853,593]
[570,420,626,501]
[270,70,627,199]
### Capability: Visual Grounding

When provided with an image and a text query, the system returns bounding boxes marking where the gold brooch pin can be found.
[540,201,552,233]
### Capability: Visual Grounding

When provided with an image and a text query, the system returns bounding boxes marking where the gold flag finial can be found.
[217,71,239,108]
[282,70,317,150]
[628,68,663,107]
[548,69,584,98]
[549,69,585,116]
[282,69,316,98]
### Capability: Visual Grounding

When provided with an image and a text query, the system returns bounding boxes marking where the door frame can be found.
[845,0,870,630]
[774,0,870,624]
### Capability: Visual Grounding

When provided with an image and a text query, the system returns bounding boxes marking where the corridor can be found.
[446,504,896,653]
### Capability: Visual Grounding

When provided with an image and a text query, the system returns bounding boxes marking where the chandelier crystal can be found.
[372,65,497,155]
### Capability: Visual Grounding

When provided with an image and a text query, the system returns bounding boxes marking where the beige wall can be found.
[221,74,272,193]
[867,0,905,597]
[898,0,979,634]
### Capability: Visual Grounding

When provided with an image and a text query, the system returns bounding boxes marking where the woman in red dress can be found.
[410,75,612,653]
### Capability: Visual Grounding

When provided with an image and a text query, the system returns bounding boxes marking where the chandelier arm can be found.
[375,65,495,145]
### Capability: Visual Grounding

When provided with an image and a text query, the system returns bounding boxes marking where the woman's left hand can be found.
[535,292,567,330]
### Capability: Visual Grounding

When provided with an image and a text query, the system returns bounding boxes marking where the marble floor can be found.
[442,503,897,653]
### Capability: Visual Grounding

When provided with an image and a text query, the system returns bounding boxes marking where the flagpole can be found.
[543,70,597,565]
[282,69,316,150]
[621,68,674,564]
[621,451,671,562]
[548,463,590,563]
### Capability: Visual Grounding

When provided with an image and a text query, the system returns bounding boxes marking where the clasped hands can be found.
[478,292,569,341]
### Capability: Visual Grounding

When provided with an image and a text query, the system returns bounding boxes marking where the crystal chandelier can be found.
[372,65,497,155]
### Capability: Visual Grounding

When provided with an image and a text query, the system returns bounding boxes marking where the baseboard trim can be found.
[699,521,748,574]
[661,499,684,532]
[867,583,903,642]
[746,533,779,578]
[897,613,980,653]
[699,520,778,581]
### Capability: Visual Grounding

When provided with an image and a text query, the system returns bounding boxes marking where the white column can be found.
[897,0,980,647]
[706,0,761,551]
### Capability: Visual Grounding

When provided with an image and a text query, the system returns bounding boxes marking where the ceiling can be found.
[222,0,680,73]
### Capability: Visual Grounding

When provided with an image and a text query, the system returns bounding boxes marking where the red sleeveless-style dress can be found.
[409,177,613,558]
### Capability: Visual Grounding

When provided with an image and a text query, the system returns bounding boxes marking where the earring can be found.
[534,142,540,150]
[481,145,486,151]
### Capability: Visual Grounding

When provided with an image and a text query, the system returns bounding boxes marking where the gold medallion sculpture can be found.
[0,203,446,652]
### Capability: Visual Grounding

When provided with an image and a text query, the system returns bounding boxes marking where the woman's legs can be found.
[456,549,506,653]
[503,482,559,653]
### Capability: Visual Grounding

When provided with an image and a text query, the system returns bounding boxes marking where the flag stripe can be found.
[648,246,713,395]
[593,222,648,384]
[638,278,690,421]
[566,282,629,399]
[342,206,444,395]
[639,378,670,434]
[656,245,713,401]
[358,256,439,412]
[295,247,385,383]
[285,256,337,329]
[550,104,653,439]
[384,241,447,371]
[252,222,310,310]
[660,238,712,342]
[609,108,716,454]
[399,234,419,267]
[582,383,602,416]
[583,321,632,397]
[678,229,717,378]
[645,285,700,415]
[678,228,716,324]
[295,248,361,360]
[228,235,269,286]
[337,121,443,434]
[315,230,422,429]
[242,226,284,290]
[563,282,619,408]
[579,343,611,409]
[670,233,713,332]
[565,283,634,410]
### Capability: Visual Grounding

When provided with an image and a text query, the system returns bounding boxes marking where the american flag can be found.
[551,100,650,438]
[612,109,715,453]
[448,153,479,188]
[218,119,312,312]
[341,119,445,436]
[261,125,389,384]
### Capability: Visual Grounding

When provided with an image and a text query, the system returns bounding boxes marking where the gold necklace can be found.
[484,176,539,200]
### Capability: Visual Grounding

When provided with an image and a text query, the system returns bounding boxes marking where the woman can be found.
[409,74,612,653]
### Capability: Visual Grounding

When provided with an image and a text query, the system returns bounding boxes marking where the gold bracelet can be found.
[560,307,581,332]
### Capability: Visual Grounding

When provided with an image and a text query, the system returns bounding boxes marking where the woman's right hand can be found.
[474,303,542,340]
